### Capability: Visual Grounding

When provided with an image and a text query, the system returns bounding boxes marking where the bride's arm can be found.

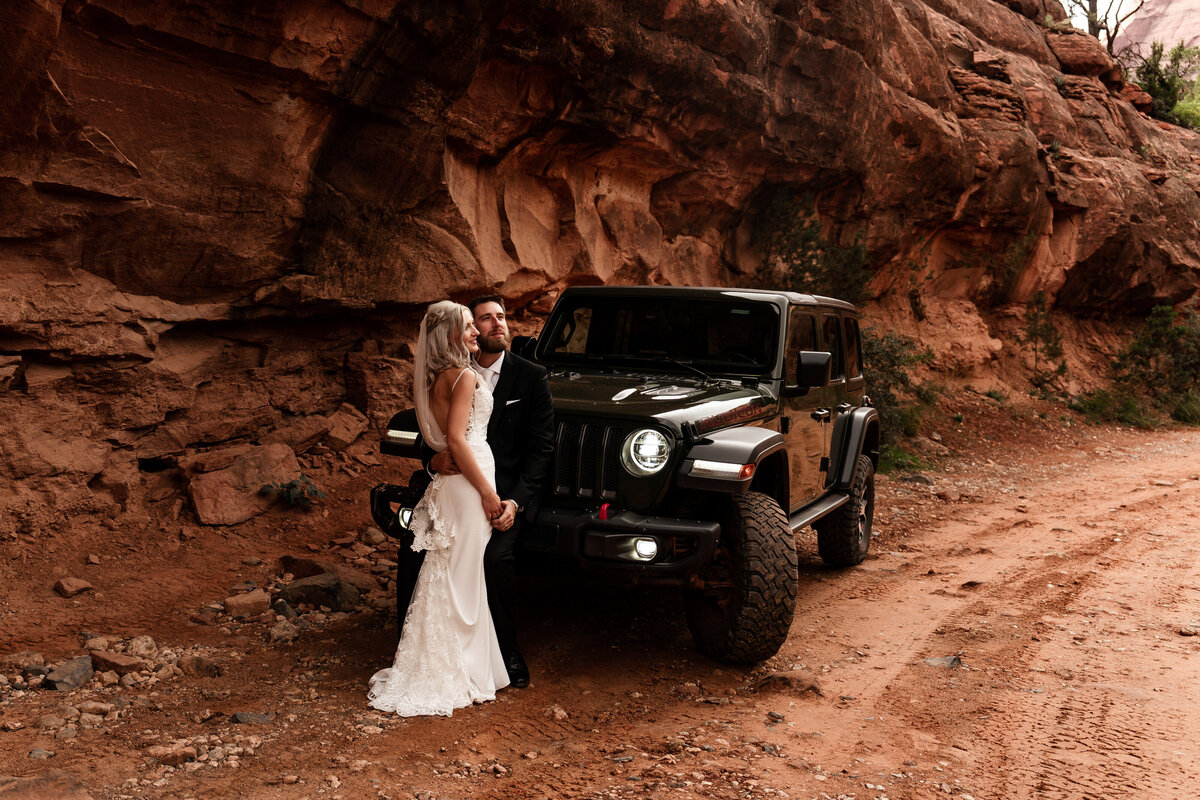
[443,369,503,519]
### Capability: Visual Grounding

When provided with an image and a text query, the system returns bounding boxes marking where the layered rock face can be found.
[2,0,1199,527]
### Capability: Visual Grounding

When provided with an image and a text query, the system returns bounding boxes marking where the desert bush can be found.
[862,328,935,451]
[753,188,870,303]
[1132,41,1200,128]
[1022,290,1068,397]
[260,475,327,510]
[1073,304,1200,427]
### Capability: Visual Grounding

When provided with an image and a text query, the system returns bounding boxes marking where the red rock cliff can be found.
[2,0,1199,524]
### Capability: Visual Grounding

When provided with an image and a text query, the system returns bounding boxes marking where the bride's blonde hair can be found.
[419,300,471,388]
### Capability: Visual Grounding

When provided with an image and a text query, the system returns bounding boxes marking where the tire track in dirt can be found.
[752,431,1200,798]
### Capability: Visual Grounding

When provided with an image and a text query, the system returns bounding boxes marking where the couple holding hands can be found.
[367,296,555,717]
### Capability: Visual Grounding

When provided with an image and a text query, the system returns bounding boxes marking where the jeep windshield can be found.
[537,294,780,377]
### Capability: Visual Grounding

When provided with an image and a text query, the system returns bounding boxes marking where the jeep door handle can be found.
[835,403,853,414]
[810,408,831,422]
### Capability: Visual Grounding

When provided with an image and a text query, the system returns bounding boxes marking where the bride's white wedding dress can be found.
[367,379,509,716]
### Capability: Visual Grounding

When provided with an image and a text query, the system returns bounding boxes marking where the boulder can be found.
[177,655,222,678]
[324,403,368,451]
[1044,30,1116,77]
[53,578,93,598]
[278,556,378,595]
[42,657,94,691]
[277,573,361,612]
[223,589,271,618]
[261,415,332,454]
[188,444,301,526]
[89,651,147,676]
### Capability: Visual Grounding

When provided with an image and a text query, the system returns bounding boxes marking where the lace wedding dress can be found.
[367,379,510,716]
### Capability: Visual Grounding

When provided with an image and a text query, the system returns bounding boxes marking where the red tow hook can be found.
[599,503,611,521]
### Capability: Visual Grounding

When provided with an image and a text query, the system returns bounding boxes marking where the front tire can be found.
[815,454,875,567]
[684,491,798,663]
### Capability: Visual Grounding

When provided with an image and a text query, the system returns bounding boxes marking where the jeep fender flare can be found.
[677,427,786,493]
[827,406,879,492]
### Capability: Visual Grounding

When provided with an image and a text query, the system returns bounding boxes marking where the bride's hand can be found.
[481,490,503,521]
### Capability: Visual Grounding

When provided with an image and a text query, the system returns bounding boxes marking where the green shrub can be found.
[1171,391,1200,424]
[1022,290,1068,396]
[753,188,870,303]
[1175,98,1200,129]
[1133,41,1200,128]
[259,475,327,510]
[862,328,934,444]
[1071,390,1156,428]
[877,443,932,475]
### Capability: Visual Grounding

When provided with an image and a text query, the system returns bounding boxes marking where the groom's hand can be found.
[430,450,460,475]
[494,500,517,531]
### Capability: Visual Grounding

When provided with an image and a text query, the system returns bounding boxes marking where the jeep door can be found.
[818,312,867,487]
[782,307,829,510]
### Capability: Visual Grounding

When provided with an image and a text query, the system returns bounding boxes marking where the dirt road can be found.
[2,404,1199,800]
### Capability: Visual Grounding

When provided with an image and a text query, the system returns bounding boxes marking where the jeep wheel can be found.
[684,491,798,663]
[815,454,875,567]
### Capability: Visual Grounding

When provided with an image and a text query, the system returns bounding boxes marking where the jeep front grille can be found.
[554,421,626,499]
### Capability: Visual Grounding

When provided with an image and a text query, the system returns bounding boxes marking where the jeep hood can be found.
[547,372,776,434]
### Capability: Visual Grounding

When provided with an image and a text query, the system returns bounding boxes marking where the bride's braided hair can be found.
[420,300,472,388]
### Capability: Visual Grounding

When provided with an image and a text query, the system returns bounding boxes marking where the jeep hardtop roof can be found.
[555,285,858,312]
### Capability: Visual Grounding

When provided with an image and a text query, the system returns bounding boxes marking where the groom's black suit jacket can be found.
[485,350,555,520]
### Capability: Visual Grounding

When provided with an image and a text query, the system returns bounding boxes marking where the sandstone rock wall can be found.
[2,0,1199,527]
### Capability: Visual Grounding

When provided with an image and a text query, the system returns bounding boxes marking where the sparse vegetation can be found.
[1074,305,1200,426]
[259,475,327,510]
[1130,41,1200,129]
[862,329,936,472]
[1022,290,1068,397]
[753,188,870,303]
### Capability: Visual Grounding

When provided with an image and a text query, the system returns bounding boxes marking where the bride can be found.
[368,300,510,715]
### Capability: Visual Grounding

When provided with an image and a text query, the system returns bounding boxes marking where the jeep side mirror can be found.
[511,335,538,360]
[784,350,832,396]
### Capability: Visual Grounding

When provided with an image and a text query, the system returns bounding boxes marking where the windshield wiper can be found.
[603,354,713,382]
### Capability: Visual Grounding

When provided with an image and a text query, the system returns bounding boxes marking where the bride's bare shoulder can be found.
[433,366,476,392]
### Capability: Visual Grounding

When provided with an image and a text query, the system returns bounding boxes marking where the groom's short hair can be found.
[467,294,505,315]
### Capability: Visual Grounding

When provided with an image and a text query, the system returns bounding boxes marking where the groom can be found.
[425,294,555,688]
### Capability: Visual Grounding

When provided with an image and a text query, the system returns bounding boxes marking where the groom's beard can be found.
[478,334,509,354]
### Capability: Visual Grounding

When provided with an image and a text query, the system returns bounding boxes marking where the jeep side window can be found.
[822,315,845,381]
[844,317,862,379]
[785,311,817,386]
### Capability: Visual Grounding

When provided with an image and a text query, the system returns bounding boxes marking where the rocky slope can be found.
[2,0,1199,528]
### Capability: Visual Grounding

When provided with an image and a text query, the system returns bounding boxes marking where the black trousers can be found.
[395,519,521,658]
[483,519,520,658]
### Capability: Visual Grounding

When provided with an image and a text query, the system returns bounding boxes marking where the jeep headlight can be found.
[621,429,670,476]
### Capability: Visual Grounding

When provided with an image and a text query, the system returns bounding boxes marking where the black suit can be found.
[399,351,555,659]
[479,350,555,657]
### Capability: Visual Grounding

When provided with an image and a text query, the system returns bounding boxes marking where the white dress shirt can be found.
[474,351,504,393]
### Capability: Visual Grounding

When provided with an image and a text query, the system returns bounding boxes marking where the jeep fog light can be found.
[622,429,670,476]
[633,537,658,561]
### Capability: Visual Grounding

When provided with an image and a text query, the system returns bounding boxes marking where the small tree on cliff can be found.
[1022,291,1068,397]
[1132,41,1200,127]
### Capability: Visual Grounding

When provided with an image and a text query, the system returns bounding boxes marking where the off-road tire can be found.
[815,454,875,567]
[684,491,798,664]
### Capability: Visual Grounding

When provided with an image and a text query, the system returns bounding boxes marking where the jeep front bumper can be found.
[523,507,721,585]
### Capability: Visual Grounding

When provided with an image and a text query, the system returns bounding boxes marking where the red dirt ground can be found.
[2,389,1199,799]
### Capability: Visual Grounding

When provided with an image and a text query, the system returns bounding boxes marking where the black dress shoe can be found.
[505,651,530,688]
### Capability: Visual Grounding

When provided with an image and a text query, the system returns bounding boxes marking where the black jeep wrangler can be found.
[374,286,879,663]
